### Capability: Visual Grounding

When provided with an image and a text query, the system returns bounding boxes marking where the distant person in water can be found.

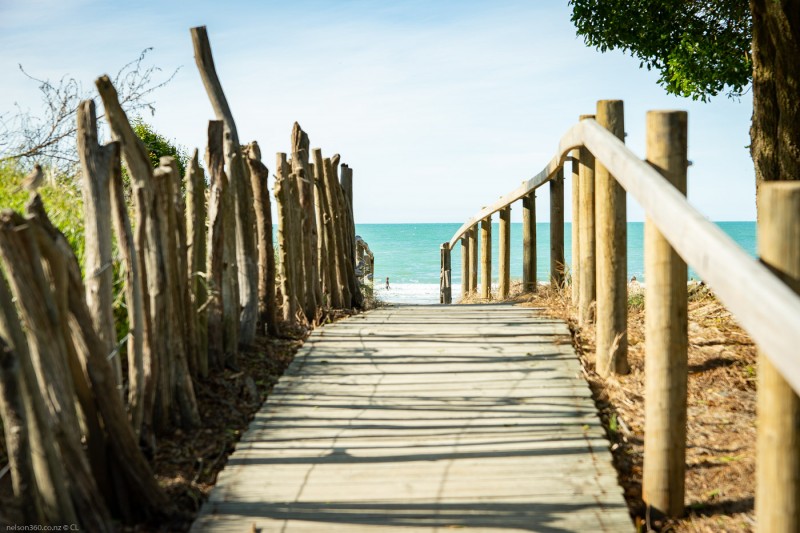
[386,277,390,290]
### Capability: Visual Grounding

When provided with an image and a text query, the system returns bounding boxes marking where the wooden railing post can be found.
[480,217,492,300]
[550,167,564,287]
[595,100,629,376]
[461,236,469,299]
[643,110,688,518]
[756,182,800,532]
[469,225,478,293]
[499,206,511,299]
[439,242,452,304]
[578,114,596,324]
[570,149,580,302]
[522,192,536,292]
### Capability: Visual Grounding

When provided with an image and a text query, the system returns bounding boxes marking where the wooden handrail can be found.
[446,118,800,395]
[447,153,573,249]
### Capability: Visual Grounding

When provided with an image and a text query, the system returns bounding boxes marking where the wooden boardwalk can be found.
[192,304,631,532]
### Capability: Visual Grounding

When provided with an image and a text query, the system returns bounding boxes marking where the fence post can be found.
[439,242,452,304]
[469,225,478,293]
[77,101,121,391]
[578,114,596,325]
[595,100,629,376]
[461,236,469,299]
[480,217,492,300]
[570,149,580,302]
[550,167,564,287]
[522,192,536,292]
[643,110,688,518]
[499,206,511,299]
[756,182,800,532]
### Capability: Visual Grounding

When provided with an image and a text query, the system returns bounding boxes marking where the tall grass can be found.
[0,162,85,264]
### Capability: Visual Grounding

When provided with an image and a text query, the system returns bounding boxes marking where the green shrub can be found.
[132,119,188,176]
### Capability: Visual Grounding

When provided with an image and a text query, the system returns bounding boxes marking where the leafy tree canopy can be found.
[569,0,752,101]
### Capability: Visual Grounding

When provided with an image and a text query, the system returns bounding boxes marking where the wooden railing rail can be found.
[442,118,800,393]
[440,101,800,524]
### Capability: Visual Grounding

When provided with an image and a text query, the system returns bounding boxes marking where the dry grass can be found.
[466,280,757,532]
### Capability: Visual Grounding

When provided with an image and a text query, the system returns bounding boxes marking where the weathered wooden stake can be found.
[316,152,341,308]
[643,110,688,518]
[595,100,629,376]
[324,157,351,308]
[332,159,358,308]
[31,197,172,522]
[469,225,478,293]
[0,274,72,524]
[756,182,800,532]
[522,192,536,292]
[341,165,362,308]
[578,114,596,325]
[480,216,492,300]
[570,149,580,302]
[96,75,160,437]
[205,121,226,370]
[245,142,277,336]
[0,335,39,523]
[153,157,200,429]
[16,201,108,526]
[108,139,145,434]
[499,206,511,299]
[191,26,255,345]
[170,157,198,378]
[312,153,329,304]
[440,242,452,304]
[77,100,121,392]
[185,150,208,377]
[550,167,565,287]
[274,154,298,322]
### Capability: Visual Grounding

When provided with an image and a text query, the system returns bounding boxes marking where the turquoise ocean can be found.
[355,222,757,304]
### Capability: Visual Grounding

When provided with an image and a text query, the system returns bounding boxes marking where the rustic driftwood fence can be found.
[0,26,369,528]
[441,99,800,527]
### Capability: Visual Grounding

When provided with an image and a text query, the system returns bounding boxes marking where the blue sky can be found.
[0,0,755,222]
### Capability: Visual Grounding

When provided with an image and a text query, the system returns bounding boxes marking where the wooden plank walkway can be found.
[192,304,632,532]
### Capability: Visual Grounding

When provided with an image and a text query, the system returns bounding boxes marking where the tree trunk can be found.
[750,0,800,214]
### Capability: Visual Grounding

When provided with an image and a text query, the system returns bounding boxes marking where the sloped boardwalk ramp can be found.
[192,304,631,532]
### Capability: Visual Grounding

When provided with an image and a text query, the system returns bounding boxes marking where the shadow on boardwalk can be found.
[192,304,632,532]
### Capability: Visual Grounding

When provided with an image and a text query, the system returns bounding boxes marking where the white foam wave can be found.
[374,283,463,305]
